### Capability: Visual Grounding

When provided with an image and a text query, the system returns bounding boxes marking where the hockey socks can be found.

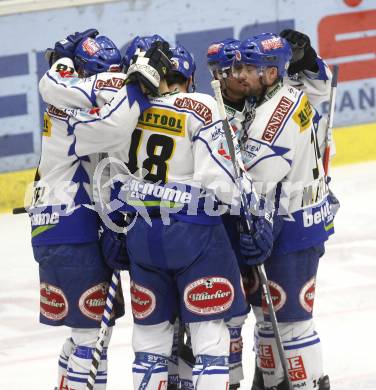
[192,355,229,389]
[57,337,75,390]
[132,352,169,390]
[67,345,108,389]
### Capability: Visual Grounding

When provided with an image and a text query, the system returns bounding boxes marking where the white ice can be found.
[1,161,376,389]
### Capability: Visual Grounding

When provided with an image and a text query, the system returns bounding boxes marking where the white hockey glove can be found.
[126,41,173,96]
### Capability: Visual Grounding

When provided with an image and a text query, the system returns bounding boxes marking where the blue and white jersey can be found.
[67,90,250,224]
[32,58,149,246]
[240,83,334,253]
[286,57,332,108]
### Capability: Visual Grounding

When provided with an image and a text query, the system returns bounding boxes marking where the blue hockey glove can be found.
[99,223,130,270]
[45,28,98,65]
[240,216,273,266]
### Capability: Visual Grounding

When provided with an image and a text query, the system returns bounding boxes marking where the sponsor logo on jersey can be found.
[301,177,328,208]
[259,344,275,369]
[211,125,224,141]
[184,277,234,315]
[288,355,307,381]
[30,211,60,226]
[293,94,313,132]
[174,97,212,125]
[261,96,293,143]
[124,178,192,204]
[302,200,332,228]
[82,37,100,56]
[261,36,284,51]
[261,280,286,314]
[43,112,52,137]
[79,283,109,321]
[299,277,316,312]
[47,105,69,120]
[40,283,68,321]
[130,281,156,319]
[95,77,124,90]
[138,107,186,137]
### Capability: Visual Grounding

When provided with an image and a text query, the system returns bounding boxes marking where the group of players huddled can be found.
[29,27,338,390]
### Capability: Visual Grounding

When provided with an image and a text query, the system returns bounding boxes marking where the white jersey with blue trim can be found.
[240,82,334,253]
[286,57,332,108]
[32,58,146,245]
[68,90,246,210]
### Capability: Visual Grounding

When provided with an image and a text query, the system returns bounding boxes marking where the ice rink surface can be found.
[1,161,376,389]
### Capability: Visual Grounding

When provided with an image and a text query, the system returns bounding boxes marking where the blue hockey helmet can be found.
[170,43,196,80]
[123,34,167,69]
[238,33,292,77]
[74,36,122,76]
[207,38,241,74]
[169,43,196,91]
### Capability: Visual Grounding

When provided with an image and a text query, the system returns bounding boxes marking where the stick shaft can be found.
[211,79,293,390]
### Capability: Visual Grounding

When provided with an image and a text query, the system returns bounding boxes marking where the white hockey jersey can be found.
[239,81,334,253]
[66,91,249,224]
[32,58,149,245]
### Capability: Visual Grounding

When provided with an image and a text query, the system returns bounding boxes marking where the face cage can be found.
[231,62,267,79]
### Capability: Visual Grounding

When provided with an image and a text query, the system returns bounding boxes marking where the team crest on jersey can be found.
[259,344,275,369]
[40,283,68,321]
[130,281,156,319]
[261,96,293,143]
[292,94,313,132]
[299,277,316,312]
[174,97,212,125]
[79,283,110,321]
[95,77,124,90]
[184,277,234,315]
[261,280,286,314]
[138,107,186,137]
[288,355,308,381]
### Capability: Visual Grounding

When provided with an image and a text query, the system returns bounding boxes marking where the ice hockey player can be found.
[64,34,256,390]
[33,29,169,390]
[207,38,276,390]
[233,33,333,390]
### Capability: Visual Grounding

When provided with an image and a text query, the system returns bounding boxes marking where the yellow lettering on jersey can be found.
[138,107,186,137]
[43,112,52,137]
[293,95,313,133]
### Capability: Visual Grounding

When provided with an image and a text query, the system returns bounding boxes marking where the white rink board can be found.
[1,162,376,389]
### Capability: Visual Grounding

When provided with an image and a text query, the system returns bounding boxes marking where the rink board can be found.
[0,122,375,213]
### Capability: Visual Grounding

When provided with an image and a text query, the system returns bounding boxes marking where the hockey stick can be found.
[323,64,339,176]
[211,79,294,390]
[85,269,121,390]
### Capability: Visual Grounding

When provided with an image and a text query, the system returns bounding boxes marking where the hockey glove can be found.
[240,216,273,266]
[45,28,99,66]
[126,41,173,96]
[99,223,130,270]
[280,29,319,75]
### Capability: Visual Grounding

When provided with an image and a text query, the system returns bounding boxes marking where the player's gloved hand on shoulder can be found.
[126,40,173,96]
[99,223,130,270]
[45,28,99,66]
[280,29,319,75]
[240,216,273,266]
